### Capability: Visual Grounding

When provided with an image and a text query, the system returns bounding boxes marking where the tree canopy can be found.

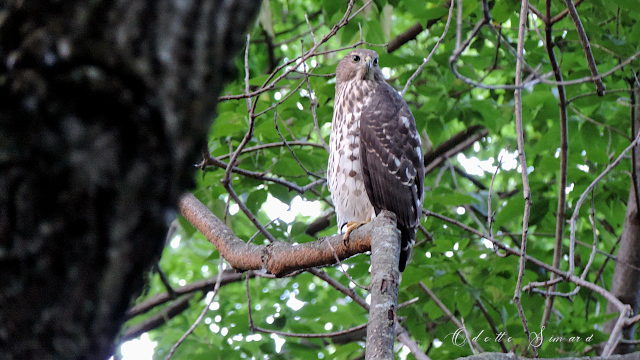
[120,0,640,359]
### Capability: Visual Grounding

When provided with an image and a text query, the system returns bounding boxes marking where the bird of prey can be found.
[327,49,425,272]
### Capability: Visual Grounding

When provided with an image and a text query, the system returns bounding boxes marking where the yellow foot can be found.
[342,220,371,245]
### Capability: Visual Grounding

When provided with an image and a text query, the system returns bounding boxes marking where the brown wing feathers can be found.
[359,83,424,270]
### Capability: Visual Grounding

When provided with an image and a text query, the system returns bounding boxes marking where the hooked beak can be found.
[364,56,373,69]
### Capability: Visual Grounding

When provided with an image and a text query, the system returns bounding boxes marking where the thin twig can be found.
[455,0,462,51]
[567,88,628,104]
[305,13,317,44]
[450,44,640,91]
[254,323,368,338]
[308,268,370,310]
[541,3,569,326]
[569,133,640,276]
[254,79,307,117]
[165,260,225,360]
[246,271,254,330]
[303,56,329,151]
[603,307,633,355]
[569,105,629,139]
[457,271,509,353]
[525,193,599,299]
[401,0,455,96]
[223,35,256,184]
[396,326,433,360]
[324,238,370,291]
[215,140,325,160]
[154,263,177,299]
[273,111,323,179]
[512,0,535,355]
[563,0,605,95]
[488,148,507,238]
[550,0,584,25]
[419,281,483,353]
[424,209,629,320]
[398,297,420,308]
[226,185,278,243]
[202,153,326,195]
[219,0,358,102]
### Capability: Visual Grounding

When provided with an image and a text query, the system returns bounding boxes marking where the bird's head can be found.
[336,49,384,85]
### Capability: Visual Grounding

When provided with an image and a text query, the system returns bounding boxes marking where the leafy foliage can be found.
[120,0,640,358]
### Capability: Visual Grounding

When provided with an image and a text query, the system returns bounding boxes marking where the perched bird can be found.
[327,49,425,272]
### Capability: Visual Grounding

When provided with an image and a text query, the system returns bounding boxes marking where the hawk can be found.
[327,49,425,272]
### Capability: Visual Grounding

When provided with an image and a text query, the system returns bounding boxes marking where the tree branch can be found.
[541,0,570,327]
[179,193,391,277]
[424,125,489,175]
[562,0,605,96]
[365,210,401,359]
[120,295,194,342]
[125,271,246,319]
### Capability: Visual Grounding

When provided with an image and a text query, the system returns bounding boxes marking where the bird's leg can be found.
[343,220,370,245]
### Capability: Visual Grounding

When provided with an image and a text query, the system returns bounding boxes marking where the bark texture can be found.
[179,193,378,277]
[0,1,260,359]
[365,210,401,360]
[605,86,640,354]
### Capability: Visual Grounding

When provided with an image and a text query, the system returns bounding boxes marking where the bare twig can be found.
[424,127,489,175]
[324,238,369,290]
[512,1,535,354]
[396,326,432,360]
[569,105,629,139]
[227,183,278,243]
[254,323,368,338]
[550,0,584,24]
[488,148,507,238]
[569,133,640,276]
[303,57,329,151]
[308,268,369,310]
[219,0,358,102]
[401,0,455,96]
[305,13,317,44]
[219,35,276,245]
[455,0,462,51]
[273,111,323,179]
[563,0,605,96]
[126,272,245,319]
[541,2,569,326]
[165,259,225,360]
[424,210,629,319]
[457,271,509,353]
[201,153,326,195]
[419,281,483,353]
[254,79,307,117]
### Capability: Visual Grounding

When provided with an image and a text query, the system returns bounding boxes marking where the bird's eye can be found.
[352,55,360,62]
[373,58,379,66]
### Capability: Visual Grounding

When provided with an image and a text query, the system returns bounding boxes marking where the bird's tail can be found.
[398,226,415,272]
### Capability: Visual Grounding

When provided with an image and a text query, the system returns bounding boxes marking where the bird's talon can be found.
[342,220,370,246]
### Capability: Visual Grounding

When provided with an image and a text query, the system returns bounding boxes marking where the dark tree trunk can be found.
[0,1,260,359]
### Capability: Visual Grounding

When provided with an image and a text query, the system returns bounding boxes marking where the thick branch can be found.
[179,193,387,277]
[365,210,401,360]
